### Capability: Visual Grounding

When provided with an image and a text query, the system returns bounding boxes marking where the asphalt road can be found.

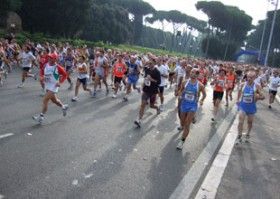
[0,69,236,199]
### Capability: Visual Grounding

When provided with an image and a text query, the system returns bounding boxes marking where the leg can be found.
[74,79,81,97]
[182,112,195,140]
[237,111,246,139]
[247,114,254,136]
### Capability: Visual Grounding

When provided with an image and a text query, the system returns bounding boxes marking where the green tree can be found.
[196,1,252,60]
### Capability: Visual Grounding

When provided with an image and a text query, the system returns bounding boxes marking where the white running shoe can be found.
[112,94,117,98]
[176,140,184,150]
[159,104,164,111]
[32,115,44,124]
[62,104,69,116]
[72,96,78,102]
[17,83,24,88]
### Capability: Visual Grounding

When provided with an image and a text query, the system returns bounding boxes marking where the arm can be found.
[57,65,67,84]
[199,83,206,105]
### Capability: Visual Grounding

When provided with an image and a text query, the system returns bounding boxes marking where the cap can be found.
[48,53,58,60]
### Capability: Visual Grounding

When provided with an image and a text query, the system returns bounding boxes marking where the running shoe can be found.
[176,140,184,150]
[62,104,69,116]
[92,91,97,98]
[123,97,128,102]
[32,114,44,124]
[134,120,141,128]
[17,83,24,88]
[245,134,250,143]
[159,104,164,111]
[71,96,78,102]
[112,94,117,99]
[235,135,242,145]
[177,126,183,131]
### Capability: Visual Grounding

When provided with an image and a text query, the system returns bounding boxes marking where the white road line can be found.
[194,116,239,199]
[0,133,14,140]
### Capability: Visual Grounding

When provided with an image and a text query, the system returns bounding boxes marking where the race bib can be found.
[44,74,51,83]
[65,60,72,66]
[144,78,151,86]
[218,80,225,87]
[185,91,195,101]
[129,67,134,74]
[117,67,123,72]
[243,94,253,103]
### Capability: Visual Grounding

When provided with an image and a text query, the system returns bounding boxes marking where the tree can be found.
[0,0,22,26]
[196,1,252,60]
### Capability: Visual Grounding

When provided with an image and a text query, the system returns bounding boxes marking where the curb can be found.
[169,108,238,199]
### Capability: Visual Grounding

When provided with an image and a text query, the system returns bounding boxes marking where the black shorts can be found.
[213,91,224,100]
[114,76,123,84]
[269,90,277,96]
[78,78,87,86]
[22,67,30,72]
[142,92,157,104]
[159,86,165,94]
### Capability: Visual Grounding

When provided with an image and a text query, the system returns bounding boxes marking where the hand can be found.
[55,83,61,87]
[199,100,204,106]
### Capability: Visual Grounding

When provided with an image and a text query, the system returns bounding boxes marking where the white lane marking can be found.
[0,133,14,140]
[194,116,239,199]
[72,179,78,186]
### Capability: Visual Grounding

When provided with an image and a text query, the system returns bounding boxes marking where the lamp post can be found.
[264,0,279,66]
[258,0,271,62]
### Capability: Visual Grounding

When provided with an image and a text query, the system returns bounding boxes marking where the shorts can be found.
[127,76,138,85]
[141,92,157,104]
[114,76,123,84]
[269,90,277,96]
[22,67,30,72]
[159,86,165,94]
[78,78,87,86]
[180,104,197,113]
[66,66,73,73]
[213,91,224,100]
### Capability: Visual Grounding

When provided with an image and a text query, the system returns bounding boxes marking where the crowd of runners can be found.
[1,37,280,150]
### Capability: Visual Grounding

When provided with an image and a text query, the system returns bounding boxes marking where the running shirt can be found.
[143,67,161,94]
[65,55,74,68]
[214,75,226,92]
[20,51,35,68]
[158,64,169,87]
[269,76,280,91]
[77,62,89,79]
[43,63,67,93]
[39,55,48,77]
[239,83,257,114]
[197,68,208,85]
[113,62,126,78]
[95,56,107,77]
[180,80,199,112]
[226,73,236,89]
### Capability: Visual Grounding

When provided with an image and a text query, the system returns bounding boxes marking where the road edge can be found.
[169,107,238,199]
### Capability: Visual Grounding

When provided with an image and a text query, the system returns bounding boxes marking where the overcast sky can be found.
[144,0,278,26]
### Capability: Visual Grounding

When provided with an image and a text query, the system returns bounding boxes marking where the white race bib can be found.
[185,92,195,101]
[243,94,253,103]
[144,78,151,86]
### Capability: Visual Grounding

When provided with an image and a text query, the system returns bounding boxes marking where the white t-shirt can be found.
[175,65,185,77]
[269,76,280,91]
[158,64,169,87]
[20,51,35,68]
[77,62,89,79]
[254,74,266,86]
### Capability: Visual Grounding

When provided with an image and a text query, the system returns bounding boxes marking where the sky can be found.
[143,0,279,30]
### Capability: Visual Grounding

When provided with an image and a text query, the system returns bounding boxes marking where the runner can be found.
[32,53,68,123]
[225,65,236,106]
[134,59,161,128]
[157,57,169,111]
[197,62,209,86]
[268,69,280,109]
[92,50,109,97]
[71,55,92,102]
[112,54,127,98]
[235,70,265,144]
[64,48,75,90]
[38,48,49,95]
[176,68,206,150]
[17,45,36,88]
[123,56,141,101]
[211,69,226,122]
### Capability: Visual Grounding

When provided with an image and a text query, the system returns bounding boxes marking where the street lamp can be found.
[258,0,272,62]
[264,0,279,66]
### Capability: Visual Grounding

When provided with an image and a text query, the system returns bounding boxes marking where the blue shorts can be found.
[238,103,257,115]
[180,104,197,113]
[127,76,138,85]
